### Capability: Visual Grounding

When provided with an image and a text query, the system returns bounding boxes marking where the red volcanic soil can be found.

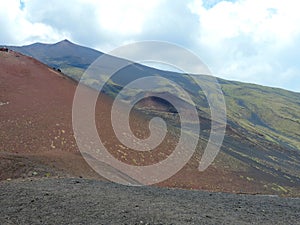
[0,50,105,180]
[0,50,286,195]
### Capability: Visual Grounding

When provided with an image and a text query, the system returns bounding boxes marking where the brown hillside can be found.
[1,50,295,196]
[0,50,106,179]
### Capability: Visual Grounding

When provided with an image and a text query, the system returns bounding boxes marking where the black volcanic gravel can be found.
[0,178,299,225]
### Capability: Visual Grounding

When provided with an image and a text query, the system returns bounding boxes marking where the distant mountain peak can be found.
[56,39,74,45]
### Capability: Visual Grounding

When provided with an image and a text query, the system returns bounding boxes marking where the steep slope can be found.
[0,49,234,191]
[3,43,300,196]
[220,79,300,150]
[0,49,103,179]
[9,40,300,153]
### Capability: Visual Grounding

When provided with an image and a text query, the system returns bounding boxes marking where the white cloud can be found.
[0,0,67,45]
[0,0,299,92]
[189,0,300,91]
[92,0,161,35]
[192,0,300,47]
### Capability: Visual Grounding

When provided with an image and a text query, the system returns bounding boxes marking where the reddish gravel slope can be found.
[1,50,299,196]
[0,50,105,179]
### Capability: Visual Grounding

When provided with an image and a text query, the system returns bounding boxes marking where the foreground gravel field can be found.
[0,178,299,225]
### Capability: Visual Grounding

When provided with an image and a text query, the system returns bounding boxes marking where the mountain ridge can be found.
[9,39,300,94]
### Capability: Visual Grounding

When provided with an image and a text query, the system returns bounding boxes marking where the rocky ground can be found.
[1,178,300,225]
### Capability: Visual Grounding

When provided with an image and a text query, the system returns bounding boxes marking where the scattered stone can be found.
[0,47,8,52]
[45,173,51,178]
[0,101,9,106]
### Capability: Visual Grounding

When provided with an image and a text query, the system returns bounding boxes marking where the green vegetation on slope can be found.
[220,80,300,150]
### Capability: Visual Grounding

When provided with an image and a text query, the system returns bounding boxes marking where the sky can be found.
[0,0,299,92]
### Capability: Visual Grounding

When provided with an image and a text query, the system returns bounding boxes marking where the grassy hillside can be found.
[221,80,300,150]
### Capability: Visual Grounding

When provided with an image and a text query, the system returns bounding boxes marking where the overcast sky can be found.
[1,0,299,92]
